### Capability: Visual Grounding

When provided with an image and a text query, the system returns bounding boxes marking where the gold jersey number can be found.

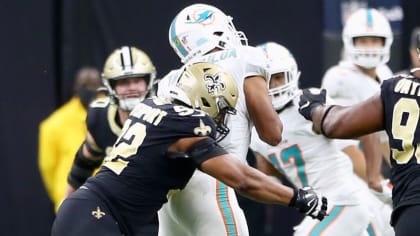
[104,119,146,174]
[391,98,420,164]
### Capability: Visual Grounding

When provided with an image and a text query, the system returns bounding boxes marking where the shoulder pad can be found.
[90,97,112,108]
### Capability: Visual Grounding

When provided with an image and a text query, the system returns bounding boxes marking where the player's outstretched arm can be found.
[201,153,328,220]
[298,88,383,138]
[298,88,387,198]
[169,135,327,220]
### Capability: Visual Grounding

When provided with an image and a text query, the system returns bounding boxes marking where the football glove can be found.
[289,186,328,221]
[298,88,327,121]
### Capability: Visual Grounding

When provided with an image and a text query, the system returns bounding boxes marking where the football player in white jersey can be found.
[156,3,288,236]
[251,42,394,235]
[322,8,394,184]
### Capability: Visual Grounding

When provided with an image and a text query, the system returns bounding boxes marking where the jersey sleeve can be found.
[158,104,221,165]
[156,68,184,98]
[86,106,100,137]
[322,67,356,106]
[166,106,218,140]
[85,98,112,153]
[249,127,268,156]
[239,46,271,81]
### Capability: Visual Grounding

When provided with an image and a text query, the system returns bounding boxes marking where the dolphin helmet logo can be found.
[186,9,215,25]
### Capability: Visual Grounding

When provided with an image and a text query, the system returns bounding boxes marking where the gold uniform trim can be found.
[107,103,122,136]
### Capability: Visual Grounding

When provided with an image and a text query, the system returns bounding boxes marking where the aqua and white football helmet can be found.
[342,8,393,69]
[257,42,300,110]
[169,3,247,63]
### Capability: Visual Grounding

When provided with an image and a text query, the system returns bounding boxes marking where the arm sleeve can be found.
[242,46,271,81]
[187,137,228,166]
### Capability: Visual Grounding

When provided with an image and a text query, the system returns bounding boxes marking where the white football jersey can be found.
[322,60,392,143]
[250,96,363,205]
[157,45,270,236]
[251,96,394,235]
[322,60,392,105]
[159,45,270,162]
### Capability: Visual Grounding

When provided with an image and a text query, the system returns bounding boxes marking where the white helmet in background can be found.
[257,42,300,110]
[169,3,247,63]
[342,8,393,69]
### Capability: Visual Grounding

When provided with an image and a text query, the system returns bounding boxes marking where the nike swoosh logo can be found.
[306,196,316,207]
[300,101,310,110]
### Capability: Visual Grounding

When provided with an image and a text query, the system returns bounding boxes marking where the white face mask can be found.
[349,47,388,69]
[118,96,145,111]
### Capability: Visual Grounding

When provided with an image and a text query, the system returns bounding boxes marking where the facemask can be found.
[118,96,145,111]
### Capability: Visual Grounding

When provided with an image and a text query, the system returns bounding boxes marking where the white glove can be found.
[370,179,393,206]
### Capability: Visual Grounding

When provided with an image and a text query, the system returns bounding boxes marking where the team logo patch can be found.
[91,206,106,219]
[186,9,215,25]
[205,73,226,94]
[194,119,212,136]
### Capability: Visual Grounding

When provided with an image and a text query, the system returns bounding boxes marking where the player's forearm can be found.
[67,144,103,188]
[342,145,368,181]
[312,105,369,138]
[361,133,384,191]
[236,166,293,205]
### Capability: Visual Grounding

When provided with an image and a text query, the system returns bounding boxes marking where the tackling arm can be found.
[201,152,327,220]
[309,94,384,138]
[169,136,327,220]
[299,89,387,194]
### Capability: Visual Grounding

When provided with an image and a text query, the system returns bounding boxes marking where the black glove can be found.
[298,88,327,121]
[289,186,328,221]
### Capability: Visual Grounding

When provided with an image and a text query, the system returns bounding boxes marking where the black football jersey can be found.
[381,74,420,216]
[84,96,218,234]
[86,98,122,156]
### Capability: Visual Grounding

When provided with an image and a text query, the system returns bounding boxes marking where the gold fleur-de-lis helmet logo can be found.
[204,73,226,94]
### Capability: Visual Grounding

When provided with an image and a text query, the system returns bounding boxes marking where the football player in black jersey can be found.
[52,62,328,236]
[66,46,156,194]
[64,46,158,234]
[298,46,420,236]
